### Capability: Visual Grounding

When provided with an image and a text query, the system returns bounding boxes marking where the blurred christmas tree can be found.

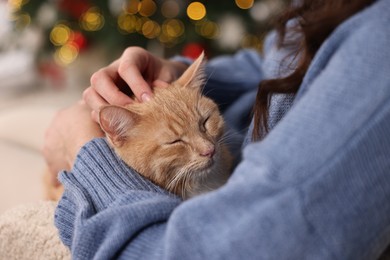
[10,0,286,67]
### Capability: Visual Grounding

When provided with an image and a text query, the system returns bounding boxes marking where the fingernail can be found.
[141,93,152,102]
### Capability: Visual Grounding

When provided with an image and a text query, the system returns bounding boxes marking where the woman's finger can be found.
[83,87,108,112]
[90,67,133,106]
[118,61,153,102]
[91,110,100,123]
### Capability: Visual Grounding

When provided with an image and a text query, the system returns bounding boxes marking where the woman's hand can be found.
[83,47,188,121]
[43,101,104,183]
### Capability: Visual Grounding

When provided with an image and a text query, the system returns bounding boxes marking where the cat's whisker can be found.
[182,173,189,199]
[223,128,245,137]
[218,137,243,146]
[177,161,201,197]
[218,133,242,145]
[167,168,186,192]
[167,164,196,196]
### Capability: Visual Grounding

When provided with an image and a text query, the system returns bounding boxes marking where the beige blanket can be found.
[0,201,70,259]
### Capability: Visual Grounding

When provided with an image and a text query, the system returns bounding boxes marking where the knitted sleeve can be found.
[54,138,181,259]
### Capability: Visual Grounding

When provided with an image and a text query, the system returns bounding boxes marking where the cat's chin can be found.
[195,158,216,175]
[185,162,228,199]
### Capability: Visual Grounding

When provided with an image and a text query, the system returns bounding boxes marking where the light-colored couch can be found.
[0,89,80,259]
[0,89,81,213]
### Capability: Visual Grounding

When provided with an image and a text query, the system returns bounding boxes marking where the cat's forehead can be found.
[152,86,208,111]
[147,87,214,124]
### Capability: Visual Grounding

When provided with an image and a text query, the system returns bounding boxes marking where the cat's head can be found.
[99,53,231,198]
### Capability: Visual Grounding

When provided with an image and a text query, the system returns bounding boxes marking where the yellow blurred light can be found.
[196,20,219,39]
[124,0,140,14]
[14,13,31,29]
[136,17,149,33]
[187,2,206,21]
[54,44,79,66]
[142,20,160,39]
[138,0,157,17]
[235,0,254,9]
[162,19,184,38]
[118,13,137,34]
[158,33,170,43]
[161,0,180,18]
[158,32,179,47]
[80,7,104,31]
[50,24,71,46]
[8,0,29,11]
[241,34,263,50]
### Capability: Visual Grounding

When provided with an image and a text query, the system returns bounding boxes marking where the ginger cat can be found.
[99,53,232,199]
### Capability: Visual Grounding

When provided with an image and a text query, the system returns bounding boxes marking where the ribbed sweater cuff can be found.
[54,138,176,247]
[62,137,171,208]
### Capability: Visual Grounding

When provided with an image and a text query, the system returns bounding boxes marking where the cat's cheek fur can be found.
[205,115,224,138]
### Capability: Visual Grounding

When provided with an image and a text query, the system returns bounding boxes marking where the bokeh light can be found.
[124,0,140,15]
[241,34,263,50]
[162,19,184,38]
[50,24,71,46]
[54,44,79,66]
[136,17,150,33]
[187,2,206,21]
[142,20,160,39]
[161,0,180,18]
[195,20,219,39]
[80,7,105,31]
[138,0,157,17]
[235,0,254,9]
[117,13,138,34]
[12,12,31,29]
[8,0,29,11]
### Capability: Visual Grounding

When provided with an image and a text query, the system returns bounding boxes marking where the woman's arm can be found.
[43,102,104,183]
[202,49,263,112]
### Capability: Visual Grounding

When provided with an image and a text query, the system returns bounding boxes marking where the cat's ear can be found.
[175,52,206,88]
[99,106,139,147]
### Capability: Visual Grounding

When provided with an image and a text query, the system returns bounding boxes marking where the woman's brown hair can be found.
[252,0,376,140]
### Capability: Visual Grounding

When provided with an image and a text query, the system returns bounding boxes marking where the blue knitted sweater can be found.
[55,1,390,259]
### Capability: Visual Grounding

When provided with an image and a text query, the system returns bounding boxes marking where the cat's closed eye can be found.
[201,116,210,132]
[165,139,183,145]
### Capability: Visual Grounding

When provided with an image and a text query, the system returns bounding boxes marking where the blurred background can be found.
[0,0,286,212]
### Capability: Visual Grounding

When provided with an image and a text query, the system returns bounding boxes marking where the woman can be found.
[44,0,390,258]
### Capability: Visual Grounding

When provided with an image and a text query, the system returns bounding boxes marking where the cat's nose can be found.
[200,146,215,158]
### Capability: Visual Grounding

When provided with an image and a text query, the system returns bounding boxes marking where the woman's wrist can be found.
[66,130,104,169]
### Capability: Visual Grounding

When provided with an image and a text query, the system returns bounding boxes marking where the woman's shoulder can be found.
[332,0,390,46]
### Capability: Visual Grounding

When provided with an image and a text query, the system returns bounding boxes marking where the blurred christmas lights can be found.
[118,13,137,34]
[14,0,284,66]
[54,43,78,66]
[235,0,254,9]
[161,0,180,18]
[162,19,184,38]
[195,20,219,39]
[142,20,160,39]
[50,24,71,46]
[187,2,206,21]
[138,0,157,17]
[80,7,104,31]
[124,0,139,15]
[8,0,28,11]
